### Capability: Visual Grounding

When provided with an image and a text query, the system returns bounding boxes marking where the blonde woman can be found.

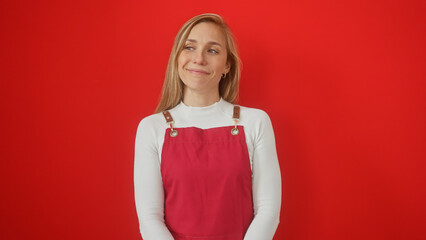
[134,13,282,240]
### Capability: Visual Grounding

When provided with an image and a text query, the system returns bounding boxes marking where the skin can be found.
[178,22,230,107]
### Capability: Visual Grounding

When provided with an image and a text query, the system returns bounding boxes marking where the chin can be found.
[185,83,208,92]
[183,81,215,93]
[182,76,206,86]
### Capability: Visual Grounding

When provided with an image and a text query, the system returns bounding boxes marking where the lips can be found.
[187,68,209,74]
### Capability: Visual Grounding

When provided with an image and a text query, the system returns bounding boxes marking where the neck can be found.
[182,88,221,107]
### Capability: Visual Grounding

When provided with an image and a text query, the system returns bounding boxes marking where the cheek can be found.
[177,53,189,68]
[215,57,228,68]
[177,55,187,79]
[177,57,183,69]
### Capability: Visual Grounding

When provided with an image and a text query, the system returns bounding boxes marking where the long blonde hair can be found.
[155,13,242,113]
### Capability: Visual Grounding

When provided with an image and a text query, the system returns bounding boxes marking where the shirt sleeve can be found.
[134,117,174,240]
[243,111,282,240]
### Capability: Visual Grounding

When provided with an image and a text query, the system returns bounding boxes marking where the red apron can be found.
[161,106,254,240]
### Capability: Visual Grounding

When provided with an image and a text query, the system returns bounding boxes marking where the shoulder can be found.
[237,105,275,146]
[238,105,272,125]
[136,112,166,135]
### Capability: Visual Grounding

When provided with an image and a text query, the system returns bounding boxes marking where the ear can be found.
[224,61,231,74]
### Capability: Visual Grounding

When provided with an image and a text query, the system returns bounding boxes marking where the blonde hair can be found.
[155,13,242,113]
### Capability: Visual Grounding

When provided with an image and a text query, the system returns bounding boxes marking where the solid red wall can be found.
[1,0,425,239]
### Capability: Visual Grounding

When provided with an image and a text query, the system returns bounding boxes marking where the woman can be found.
[134,13,281,240]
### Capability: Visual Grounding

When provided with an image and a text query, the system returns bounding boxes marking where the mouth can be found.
[187,68,209,75]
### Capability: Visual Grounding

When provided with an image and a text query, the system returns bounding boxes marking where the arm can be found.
[244,111,282,240]
[134,118,174,240]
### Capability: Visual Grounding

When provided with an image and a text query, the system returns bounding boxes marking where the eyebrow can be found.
[186,38,223,47]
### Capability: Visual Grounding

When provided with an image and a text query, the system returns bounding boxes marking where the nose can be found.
[192,50,206,65]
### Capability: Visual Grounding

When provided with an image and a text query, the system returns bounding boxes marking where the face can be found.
[177,22,230,95]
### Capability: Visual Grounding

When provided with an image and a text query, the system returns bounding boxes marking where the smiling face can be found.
[177,22,230,96]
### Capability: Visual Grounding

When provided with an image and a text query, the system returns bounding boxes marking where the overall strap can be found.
[232,105,240,120]
[162,110,174,124]
[162,110,178,137]
[231,105,240,135]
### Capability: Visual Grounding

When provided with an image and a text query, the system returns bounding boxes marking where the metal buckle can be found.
[169,122,178,137]
[231,119,239,135]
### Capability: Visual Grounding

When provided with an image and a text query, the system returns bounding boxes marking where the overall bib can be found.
[161,106,254,240]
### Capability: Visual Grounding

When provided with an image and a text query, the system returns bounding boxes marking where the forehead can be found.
[186,22,226,45]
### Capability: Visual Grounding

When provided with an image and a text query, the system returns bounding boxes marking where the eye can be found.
[208,49,219,54]
[184,45,194,50]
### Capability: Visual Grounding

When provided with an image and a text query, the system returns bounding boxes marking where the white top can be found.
[133,97,282,240]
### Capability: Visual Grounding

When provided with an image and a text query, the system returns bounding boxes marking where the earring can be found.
[221,72,227,79]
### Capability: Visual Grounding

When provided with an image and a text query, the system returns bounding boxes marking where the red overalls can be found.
[161,106,254,240]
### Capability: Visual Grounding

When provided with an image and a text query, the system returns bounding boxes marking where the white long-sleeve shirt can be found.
[134,97,282,240]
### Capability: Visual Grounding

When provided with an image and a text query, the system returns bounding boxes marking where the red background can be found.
[1,0,425,239]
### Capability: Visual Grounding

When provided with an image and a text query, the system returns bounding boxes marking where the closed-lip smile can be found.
[187,68,209,74]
